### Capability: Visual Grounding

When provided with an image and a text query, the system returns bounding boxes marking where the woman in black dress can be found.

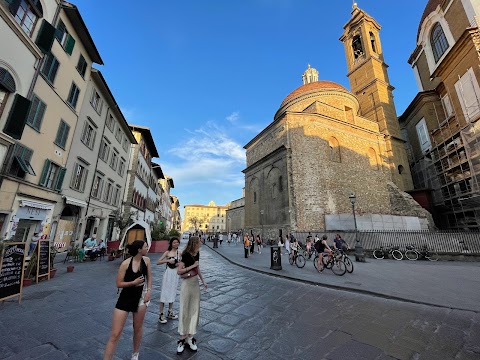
[104,240,152,360]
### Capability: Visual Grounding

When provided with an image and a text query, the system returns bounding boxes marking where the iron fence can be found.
[292,230,480,254]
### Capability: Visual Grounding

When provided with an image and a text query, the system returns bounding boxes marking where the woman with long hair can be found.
[104,240,152,360]
[176,236,208,354]
[156,237,180,324]
[256,234,262,254]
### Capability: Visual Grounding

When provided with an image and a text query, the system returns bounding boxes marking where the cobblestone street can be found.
[1,246,479,359]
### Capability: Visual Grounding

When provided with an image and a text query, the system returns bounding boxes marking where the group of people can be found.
[243,233,263,258]
[103,235,208,360]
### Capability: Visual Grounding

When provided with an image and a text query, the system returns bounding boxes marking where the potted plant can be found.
[108,249,116,261]
[49,243,58,279]
[115,249,123,258]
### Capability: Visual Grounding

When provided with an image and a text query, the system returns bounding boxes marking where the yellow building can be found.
[182,201,229,233]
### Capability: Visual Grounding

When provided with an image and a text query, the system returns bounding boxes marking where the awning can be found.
[63,196,88,208]
[19,200,52,210]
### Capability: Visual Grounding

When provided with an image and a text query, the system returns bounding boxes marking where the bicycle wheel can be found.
[313,255,319,270]
[392,250,403,260]
[405,250,418,261]
[373,249,384,259]
[426,251,439,261]
[331,259,347,276]
[289,254,294,265]
[295,254,306,268]
[343,256,354,273]
[323,255,333,269]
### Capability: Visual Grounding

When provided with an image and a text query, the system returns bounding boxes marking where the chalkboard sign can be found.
[36,240,50,283]
[0,242,26,303]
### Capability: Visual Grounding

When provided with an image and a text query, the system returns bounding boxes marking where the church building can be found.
[243,4,433,240]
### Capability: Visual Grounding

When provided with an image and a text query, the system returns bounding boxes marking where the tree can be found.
[111,209,135,240]
[188,216,200,231]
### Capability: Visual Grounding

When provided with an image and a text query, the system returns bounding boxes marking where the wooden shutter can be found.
[65,35,76,55]
[8,0,20,16]
[38,159,51,187]
[54,167,66,191]
[3,94,31,140]
[27,96,46,131]
[35,20,56,54]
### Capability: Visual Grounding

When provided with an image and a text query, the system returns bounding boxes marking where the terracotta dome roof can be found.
[417,0,443,39]
[281,80,348,107]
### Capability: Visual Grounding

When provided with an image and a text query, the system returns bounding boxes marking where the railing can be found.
[292,230,480,254]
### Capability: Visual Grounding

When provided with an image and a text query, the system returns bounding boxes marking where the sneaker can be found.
[167,310,178,320]
[177,339,185,354]
[186,337,197,351]
[158,313,167,324]
[131,352,139,360]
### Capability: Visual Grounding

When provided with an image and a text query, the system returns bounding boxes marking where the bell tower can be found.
[340,3,412,191]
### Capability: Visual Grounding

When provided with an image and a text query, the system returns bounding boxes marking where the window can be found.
[123,136,129,151]
[76,54,87,77]
[26,95,46,131]
[441,94,453,119]
[115,127,122,142]
[55,20,76,55]
[416,118,431,153]
[398,165,404,174]
[368,148,379,170]
[253,191,257,203]
[39,160,66,191]
[118,158,126,176]
[90,90,102,114]
[81,121,96,149]
[278,176,283,192]
[352,35,364,59]
[112,186,121,206]
[67,82,80,109]
[103,181,113,203]
[454,68,480,121]
[8,143,35,177]
[328,137,341,162]
[55,120,70,149]
[0,90,9,118]
[10,0,38,36]
[41,53,59,84]
[370,32,377,53]
[431,23,449,63]
[110,150,119,170]
[70,162,88,191]
[3,94,31,140]
[99,138,110,162]
[106,114,115,131]
[345,106,354,123]
[91,174,104,199]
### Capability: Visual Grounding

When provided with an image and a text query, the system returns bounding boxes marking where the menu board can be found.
[36,240,50,283]
[0,242,26,303]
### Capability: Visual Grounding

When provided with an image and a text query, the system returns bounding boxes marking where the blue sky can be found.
[74,0,426,213]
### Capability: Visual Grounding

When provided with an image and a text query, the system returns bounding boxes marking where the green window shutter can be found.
[35,20,56,54]
[3,94,31,140]
[50,58,59,83]
[61,122,70,147]
[27,96,46,131]
[65,35,75,55]
[39,159,51,186]
[8,0,20,16]
[54,167,66,191]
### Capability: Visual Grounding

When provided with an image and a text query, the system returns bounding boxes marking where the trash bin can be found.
[270,246,282,270]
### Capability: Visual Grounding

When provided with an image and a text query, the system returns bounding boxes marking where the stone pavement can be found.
[0,245,479,359]
[206,241,480,312]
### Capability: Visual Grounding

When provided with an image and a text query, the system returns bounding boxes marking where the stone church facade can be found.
[243,5,433,241]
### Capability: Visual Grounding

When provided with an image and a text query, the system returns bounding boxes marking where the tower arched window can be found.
[328,137,341,163]
[369,32,377,53]
[431,23,449,63]
[352,35,364,59]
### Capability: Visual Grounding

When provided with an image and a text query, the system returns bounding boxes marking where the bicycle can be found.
[372,245,403,260]
[404,245,439,261]
[289,251,306,268]
[331,249,354,273]
[314,252,346,276]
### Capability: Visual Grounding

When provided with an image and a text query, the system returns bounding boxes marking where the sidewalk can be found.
[205,241,480,312]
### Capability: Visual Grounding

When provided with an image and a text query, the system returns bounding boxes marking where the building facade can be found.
[171,195,181,231]
[158,176,174,229]
[182,201,229,233]
[243,5,433,242]
[226,196,245,234]
[400,0,480,230]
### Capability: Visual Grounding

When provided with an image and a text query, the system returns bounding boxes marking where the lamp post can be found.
[227,216,231,234]
[349,193,365,262]
[260,210,264,243]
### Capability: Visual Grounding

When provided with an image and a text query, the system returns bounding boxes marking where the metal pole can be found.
[352,201,365,262]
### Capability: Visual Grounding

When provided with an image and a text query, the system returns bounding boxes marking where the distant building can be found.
[226,196,245,234]
[182,201,229,233]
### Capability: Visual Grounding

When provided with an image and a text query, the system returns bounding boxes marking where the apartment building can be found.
[0,1,104,251]
[400,0,480,230]
[171,195,181,231]
[182,201,229,233]
[159,176,174,229]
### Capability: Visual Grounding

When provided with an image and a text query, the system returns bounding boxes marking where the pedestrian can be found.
[176,236,208,354]
[104,240,152,360]
[284,234,290,255]
[29,232,41,255]
[256,234,262,254]
[227,232,232,245]
[156,237,180,324]
[219,233,223,245]
[249,234,255,254]
[243,234,250,258]
[233,232,237,245]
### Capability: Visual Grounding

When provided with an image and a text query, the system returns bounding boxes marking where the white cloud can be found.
[226,111,240,124]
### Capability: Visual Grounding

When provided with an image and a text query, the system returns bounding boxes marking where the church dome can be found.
[280,80,349,107]
[417,0,442,39]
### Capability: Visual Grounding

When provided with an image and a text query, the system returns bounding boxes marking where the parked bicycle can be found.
[373,245,403,260]
[314,252,346,276]
[289,251,306,268]
[404,245,439,261]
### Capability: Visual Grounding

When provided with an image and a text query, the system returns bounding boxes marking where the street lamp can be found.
[349,193,365,262]
[260,210,264,243]
[227,216,231,234]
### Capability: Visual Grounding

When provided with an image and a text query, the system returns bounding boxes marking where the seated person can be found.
[84,235,99,260]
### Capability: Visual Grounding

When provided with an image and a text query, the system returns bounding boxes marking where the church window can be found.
[441,94,453,119]
[416,118,431,153]
[272,183,277,199]
[398,165,404,174]
[253,191,257,203]
[328,137,341,163]
[430,23,449,63]
[370,32,377,53]
[368,148,379,170]
[454,67,480,122]
[352,35,364,59]
[278,176,283,192]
